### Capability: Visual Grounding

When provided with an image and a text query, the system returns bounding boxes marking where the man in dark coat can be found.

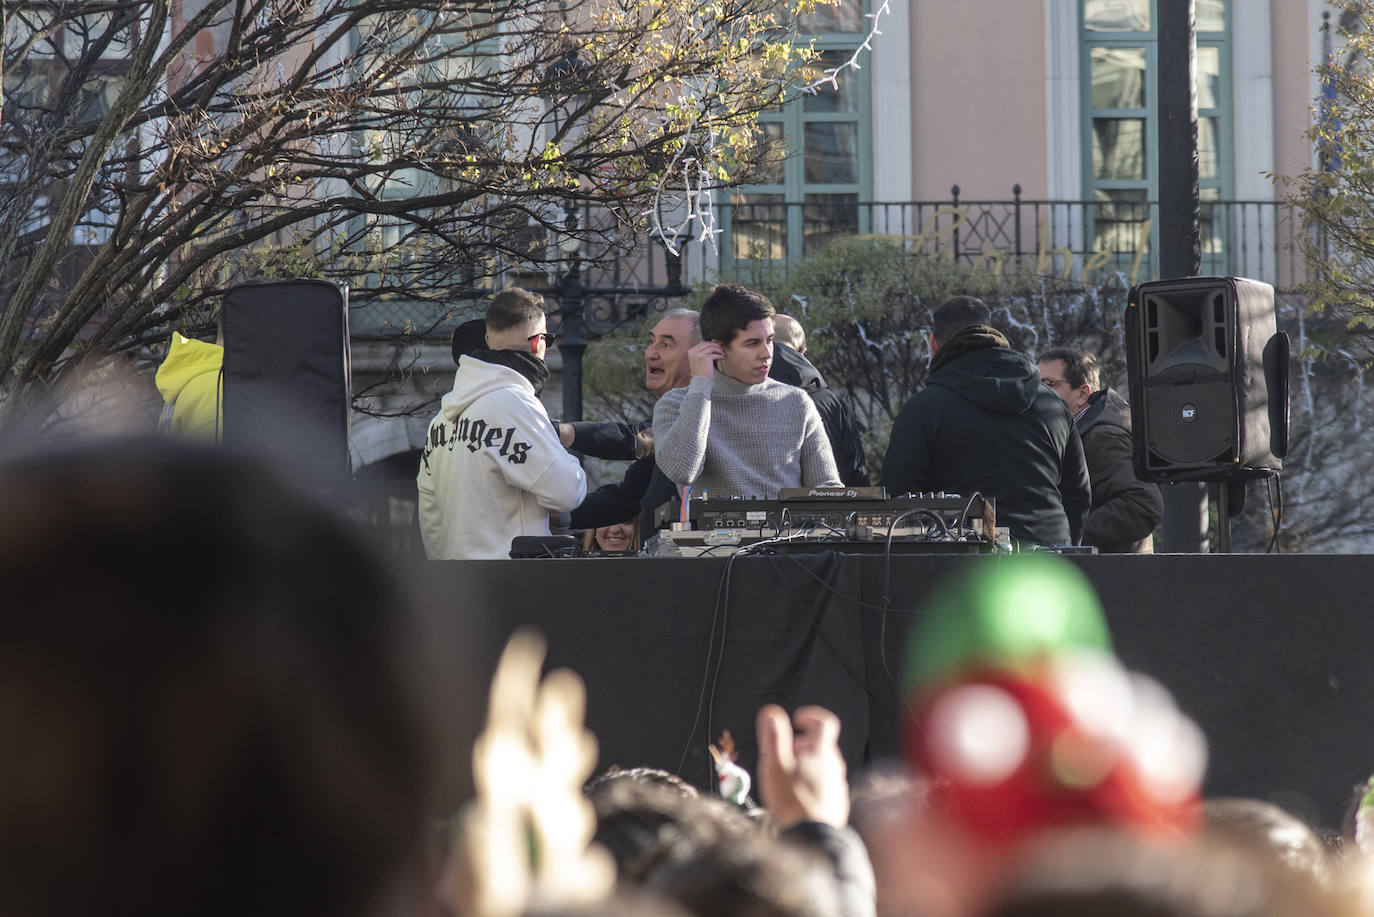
[1038,347,1162,553]
[880,297,1090,547]
[769,314,869,486]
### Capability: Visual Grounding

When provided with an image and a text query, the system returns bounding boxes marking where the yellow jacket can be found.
[154,333,223,441]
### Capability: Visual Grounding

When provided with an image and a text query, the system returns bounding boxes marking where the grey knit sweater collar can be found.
[709,371,768,396]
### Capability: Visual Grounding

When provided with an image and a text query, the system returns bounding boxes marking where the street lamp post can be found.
[556,205,586,422]
[539,224,686,422]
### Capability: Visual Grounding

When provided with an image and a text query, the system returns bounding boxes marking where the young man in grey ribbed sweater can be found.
[653,284,841,499]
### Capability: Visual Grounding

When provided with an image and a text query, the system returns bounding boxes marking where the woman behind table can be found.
[582,517,640,554]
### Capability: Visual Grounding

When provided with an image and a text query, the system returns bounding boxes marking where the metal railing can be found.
[721,187,1308,293]
[349,190,1312,337]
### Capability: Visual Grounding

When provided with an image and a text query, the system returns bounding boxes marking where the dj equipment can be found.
[644,527,996,558]
[509,535,580,558]
[655,491,992,536]
[647,491,1000,557]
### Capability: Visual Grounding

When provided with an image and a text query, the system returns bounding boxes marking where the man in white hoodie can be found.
[417,289,586,559]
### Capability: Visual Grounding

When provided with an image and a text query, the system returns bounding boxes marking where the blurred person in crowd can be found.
[580,517,641,554]
[587,770,757,885]
[881,296,1090,547]
[584,705,877,917]
[654,284,841,499]
[585,765,700,798]
[849,763,932,917]
[650,830,842,917]
[1342,775,1374,857]
[980,827,1336,917]
[1037,346,1162,553]
[895,556,1207,917]
[768,313,869,486]
[521,889,696,917]
[755,704,877,917]
[1205,797,1330,886]
[0,438,463,917]
[418,288,586,559]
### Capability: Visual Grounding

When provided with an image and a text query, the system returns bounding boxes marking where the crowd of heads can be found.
[5,435,1374,917]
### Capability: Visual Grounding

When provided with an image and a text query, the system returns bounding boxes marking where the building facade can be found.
[680,0,1331,293]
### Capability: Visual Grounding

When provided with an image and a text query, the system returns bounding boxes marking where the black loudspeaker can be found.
[222,280,351,483]
[1125,276,1287,483]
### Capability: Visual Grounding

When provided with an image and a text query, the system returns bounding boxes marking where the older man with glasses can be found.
[1038,347,1162,554]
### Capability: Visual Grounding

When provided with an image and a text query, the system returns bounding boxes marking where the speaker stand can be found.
[1161,483,1208,553]
[1215,478,1233,554]
[1212,477,1249,554]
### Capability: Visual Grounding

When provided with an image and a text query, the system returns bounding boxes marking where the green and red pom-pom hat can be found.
[901,556,1205,846]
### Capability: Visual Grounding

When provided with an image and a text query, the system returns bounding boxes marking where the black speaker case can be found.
[221,279,352,483]
[1125,275,1282,483]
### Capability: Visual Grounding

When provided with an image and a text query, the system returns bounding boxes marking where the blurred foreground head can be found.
[982,827,1336,917]
[902,556,1205,846]
[0,439,459,917]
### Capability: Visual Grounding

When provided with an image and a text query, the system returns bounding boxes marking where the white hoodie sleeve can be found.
[415,417,445,559]
[492,389,587,511]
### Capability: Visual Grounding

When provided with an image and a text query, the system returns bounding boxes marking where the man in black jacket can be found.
[769,315,869,486]
[880,297,1090,546]
[1038,347,1162,553]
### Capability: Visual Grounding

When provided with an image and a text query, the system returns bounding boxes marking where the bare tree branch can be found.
[1,0,813,416]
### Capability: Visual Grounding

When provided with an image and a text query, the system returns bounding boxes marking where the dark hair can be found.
[650,832,839,917]
[700,284,775,345]
[486,288,546,332]
[1038,346,1100,391]
[586,778,754,885]
[0,438,458,917]
[930,295,992,345]
[585,766,700,798]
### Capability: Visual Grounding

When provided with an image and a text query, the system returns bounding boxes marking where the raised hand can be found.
[755,704,850,829]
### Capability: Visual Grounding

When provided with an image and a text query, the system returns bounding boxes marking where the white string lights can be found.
[646,0,891,256]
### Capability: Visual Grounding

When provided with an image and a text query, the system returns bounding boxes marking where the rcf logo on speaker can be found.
[1180,403,1197,422]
